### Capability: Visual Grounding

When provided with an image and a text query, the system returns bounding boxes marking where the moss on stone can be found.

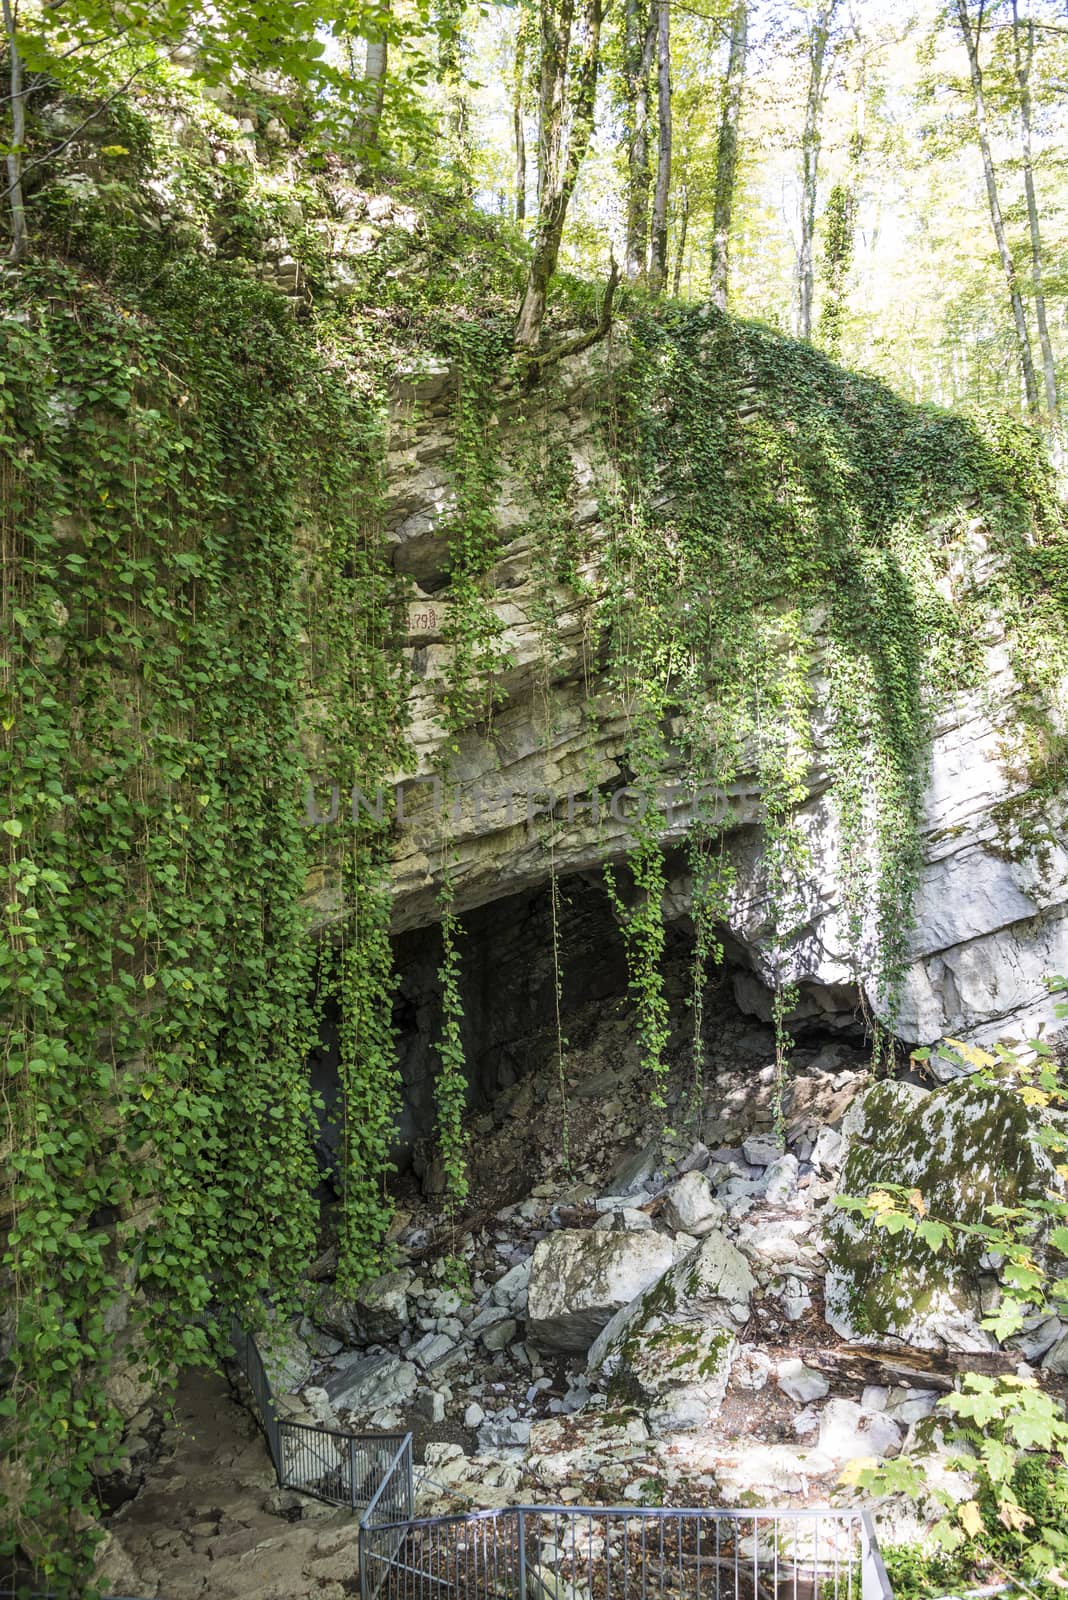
[826,1079,1053,1344]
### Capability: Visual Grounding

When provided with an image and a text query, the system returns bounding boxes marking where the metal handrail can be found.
[860,1513,894,1600]
[229,1318,894,1600]
[358,1497,896,1600]
[362,1433,417,1527]
[228,1315,414,1514]
[367,1504,891,1528]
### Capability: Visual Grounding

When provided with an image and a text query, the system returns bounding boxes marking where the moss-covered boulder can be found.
[586,1232,755,1432]
[824,1079,1057,1351]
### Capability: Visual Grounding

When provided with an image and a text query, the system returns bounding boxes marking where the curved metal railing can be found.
[228,1315,413,1515]
[230,1320,893,1600]
[358,1502,894,1600]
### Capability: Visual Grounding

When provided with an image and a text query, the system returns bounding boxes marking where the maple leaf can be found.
[958,1501,984,1539]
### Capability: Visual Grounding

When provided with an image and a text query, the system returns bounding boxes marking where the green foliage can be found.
[0,177,410,1578]
[880,1538,969,1600]
[600,304,1067,1085]
[302,324,409,1295]
[434,883,470,1209]
[0,256,323,1585]
[840,1012,1068,1586]
[332,859,404,1295]
[9,0,412,153]
[437,320,515,741]
[850,1374,1068,1590]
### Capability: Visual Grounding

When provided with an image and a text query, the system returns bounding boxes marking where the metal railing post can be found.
[350,1435,357,1512]
[359,1525,370,1600]
[860,1512,894,1600]
[517,1508,527,1600]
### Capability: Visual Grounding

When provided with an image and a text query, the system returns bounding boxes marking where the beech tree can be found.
[1010,0,1059,422]
[622,0,657,281]
[954,0,1039,412]
[817,6,864,352]
[648,0,672,292]
[514,0,604,350]
[796,0,838,339]
[708,0,747,309]
[512,1,537,221]
[354,0,393,151]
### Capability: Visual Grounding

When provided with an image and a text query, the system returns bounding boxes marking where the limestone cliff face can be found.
[297,340,1068,1052]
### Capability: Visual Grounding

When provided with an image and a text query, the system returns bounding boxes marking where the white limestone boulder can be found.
[586,1232,757,1433]
[526,1229,675,1352]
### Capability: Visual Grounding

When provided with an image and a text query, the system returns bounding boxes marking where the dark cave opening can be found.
[307,869,870,1193]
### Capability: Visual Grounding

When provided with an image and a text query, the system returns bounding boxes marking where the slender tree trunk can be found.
[1011,1,1057,421]
[709,0,747,311]
[817,10,864,352]
[515,0,604,350]
[360,35,388,148]
[623,0,656,281]
[648,0,671,293]
[2,0,27,263]
[955,0,1038,412]
[672,184,689,296]
[513,97,527,223]
[513,12,528,223]
[438,0,473,181]
[797,0,835,339]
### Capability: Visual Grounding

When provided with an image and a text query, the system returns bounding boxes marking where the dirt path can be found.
[106,1371,365,1600]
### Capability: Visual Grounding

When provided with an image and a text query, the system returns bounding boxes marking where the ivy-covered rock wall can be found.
[3,62,1068,1587]
[356,324,1068,1054]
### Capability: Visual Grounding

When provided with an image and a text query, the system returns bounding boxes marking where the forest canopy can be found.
[2,0,1067,411]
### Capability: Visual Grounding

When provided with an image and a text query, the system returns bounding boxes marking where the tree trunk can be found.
[709,0,747,311]
[622,0,656,281]
[513,12,528,223]
[515,0,604,351]
[438,0,472,181]
[360,35,388,148]
[672,185,689,295]
[2,0,27,263]
[817,9,864,352]
[1011,0,1058,422]
[797,0,835,340]
[955,0,1038,413]
[648,0,671,293]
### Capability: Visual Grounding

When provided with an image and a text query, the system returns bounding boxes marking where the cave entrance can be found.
[307,869,870,1205]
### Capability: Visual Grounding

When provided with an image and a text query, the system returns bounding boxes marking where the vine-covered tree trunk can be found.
[709,0,747,311]
[955,0,1038,412]
[513,10,528,222]
[515,0,604,350]
[672,183,689,295]
[817,10,864,352]
[622,0,657,281]
[1011,1,1058,423]
[437,0,473,182]
[797,0,836,339]
[648,0,671,293]
[2,0,27,262]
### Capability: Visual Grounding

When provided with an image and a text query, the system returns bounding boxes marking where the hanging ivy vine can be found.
[599,305,1068,1100]
[434,880,470,1209]
[4,71,1068,1596]
[0,217,409,1584]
